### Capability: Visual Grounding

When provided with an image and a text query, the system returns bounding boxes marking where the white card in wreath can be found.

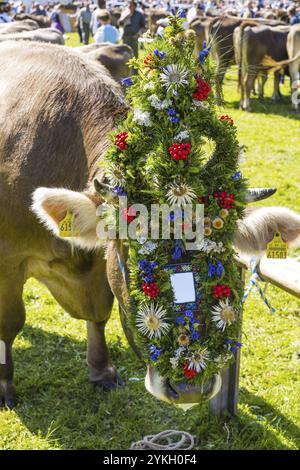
[170,272,196,304]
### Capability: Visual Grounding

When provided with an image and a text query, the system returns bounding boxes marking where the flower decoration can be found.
[207,260,224,278]
[142,282,160,298]
[166,182,196,206]
[167,107,179,124]
[225,338,242,353]
[159,64,189,92]
[101,12,247,387]
[133,109,152,127]
[149,345,162,361]
[153,49,166,59]
[106,164,126,187]
[211,299,236,331]
[187,347,209,373]
[198,41,211,65]
[213,284,231,299]
[219,114,234,126]
[121,207,136,223]
[136,302,169,339]
[169,143,191,161]
[193,78,211,101]
[121,77,133,87]
[115,132,128,150]
[183,362,197,379]
[214,191,235,209]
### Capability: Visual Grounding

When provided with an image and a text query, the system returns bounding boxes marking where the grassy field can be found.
[0,35,299,450]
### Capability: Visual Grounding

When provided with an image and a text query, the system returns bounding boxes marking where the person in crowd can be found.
[31,2,47,16]
[0,0,12,22]
[75,2,84,43]
[288,4,300,24]
[118,0,145,58]
[78,1,92,45]
[243,0,256,17]
[50,4,64,34]
[94,10,119,43]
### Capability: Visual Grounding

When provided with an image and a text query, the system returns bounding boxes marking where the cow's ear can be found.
[31,187,104,250]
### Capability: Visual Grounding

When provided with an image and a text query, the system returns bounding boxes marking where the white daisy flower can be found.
[133,108,152,127]
[159,64,189,92]
[136,302,170,339]
[166,183,196,207]
[105,164,126,187]
[187,348,209,373]
[174,130,190,142]
[211,299,237,331]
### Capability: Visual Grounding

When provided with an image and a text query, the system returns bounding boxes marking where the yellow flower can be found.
[178,334,190,346]
[204,217,211,227]
[212,217,224,230]
[204,227,212,236]
[219,209,229,219]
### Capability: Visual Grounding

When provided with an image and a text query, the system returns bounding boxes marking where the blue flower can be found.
[171,240,182,261]
[121,77,133,87]
[178,9,186,18]
[176,315,186,325]
[149,345,162,361]
[114,186,126,196]
[170,116,179,124]
[168,108,176,116]
[168,212,178,221]
[208,260,224,278]
[153,49,166,59]
[198,40,210,65]
[191,330,200,340]
[185,310,194,318]
[232,171,242,181]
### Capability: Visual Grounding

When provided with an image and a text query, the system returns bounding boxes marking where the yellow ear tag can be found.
[58,211,78,238]
[266,232,287,259]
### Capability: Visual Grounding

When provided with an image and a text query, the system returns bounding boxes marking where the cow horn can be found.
[245,187,277,202]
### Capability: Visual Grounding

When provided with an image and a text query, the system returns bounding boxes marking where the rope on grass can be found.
[130,429,196,450]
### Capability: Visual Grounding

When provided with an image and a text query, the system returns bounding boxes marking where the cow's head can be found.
[31,184,300,407]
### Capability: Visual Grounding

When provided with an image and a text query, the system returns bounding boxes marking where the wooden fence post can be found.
[209,269,244,417]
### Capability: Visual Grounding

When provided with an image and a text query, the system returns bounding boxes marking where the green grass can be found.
[0,47,299,450]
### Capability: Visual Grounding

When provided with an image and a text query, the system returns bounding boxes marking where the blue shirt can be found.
[94,24,119,44]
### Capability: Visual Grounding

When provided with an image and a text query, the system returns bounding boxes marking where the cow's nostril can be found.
[166,379,179,399]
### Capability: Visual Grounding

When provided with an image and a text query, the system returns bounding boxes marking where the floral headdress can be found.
[101,12,247,385]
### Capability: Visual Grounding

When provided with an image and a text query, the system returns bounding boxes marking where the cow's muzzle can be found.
[145,366,222,410]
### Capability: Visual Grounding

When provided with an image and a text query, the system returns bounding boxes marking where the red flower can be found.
[193,78,211,101]
[219,114,234,126]
[183,363,197,379]
[214,191,235,209]
[143,53,154,67]
[169,143,191,161]
[115,132,128,150]
[121,207,136,223]
[213,284,231,299]
[141,282,160,298]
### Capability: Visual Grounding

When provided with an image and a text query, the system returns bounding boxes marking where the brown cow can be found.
[262,24,300,111]
[0,19,39,34]
[0,28,65,45]
[13,13,51,28]
[209,15,285,97]
[76,43,133,81]
[1,41,299,409]
[235,23,290,110]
